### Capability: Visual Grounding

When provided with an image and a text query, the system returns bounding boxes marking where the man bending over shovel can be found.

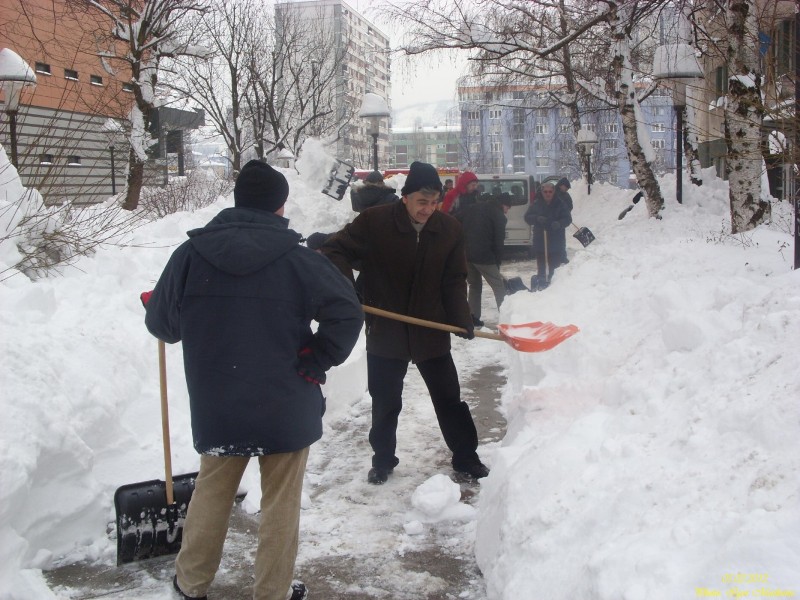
[145,160,363,600]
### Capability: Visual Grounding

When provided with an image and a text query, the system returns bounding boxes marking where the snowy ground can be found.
[1,139,799,600]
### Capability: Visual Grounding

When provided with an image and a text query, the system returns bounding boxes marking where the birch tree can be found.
[686,0,771,232]
[70,0,210,210]
[385,0,668,217]
[722,0,770,232]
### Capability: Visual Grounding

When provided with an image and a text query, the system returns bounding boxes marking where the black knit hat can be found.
[401,161,442,196]
[557,177,571,190]
[234,160,289,212]
[365,170,384,184]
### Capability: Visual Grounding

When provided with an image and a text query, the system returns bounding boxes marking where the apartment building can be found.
[276,0,392,169]
[457,81,674,187]
[389,124,461,170]
[0,0,202,205]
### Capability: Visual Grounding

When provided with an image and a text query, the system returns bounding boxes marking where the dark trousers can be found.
[367,352,479,469]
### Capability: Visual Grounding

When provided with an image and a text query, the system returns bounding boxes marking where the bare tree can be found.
[386,0,669,217]
[244,3,352,160]
[168,0,260,175]
[686,0,771,232]
[70,0,210,210]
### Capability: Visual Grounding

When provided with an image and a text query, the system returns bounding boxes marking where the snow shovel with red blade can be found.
[363,305,579,353]
[114,339,196,565]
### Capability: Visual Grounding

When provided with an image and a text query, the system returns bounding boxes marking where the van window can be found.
[474,177,528,206]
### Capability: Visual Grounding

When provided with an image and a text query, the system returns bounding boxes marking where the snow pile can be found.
[0,138,798,600]
[477,174,800,599]
[407,474,476,528]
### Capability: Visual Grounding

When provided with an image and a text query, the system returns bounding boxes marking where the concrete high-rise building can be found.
[276,0,392,168]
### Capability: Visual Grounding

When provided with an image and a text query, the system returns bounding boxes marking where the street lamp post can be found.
[652,43,703,205]
[0,48,37,170]
[102,118,125,196]
[358,92,391,172]
[576,128,598,195]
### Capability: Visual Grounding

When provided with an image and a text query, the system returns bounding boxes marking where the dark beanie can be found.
[234,160,289,212]
[401,161,442,196]
[365,170,384,184]
[557,177,571,190]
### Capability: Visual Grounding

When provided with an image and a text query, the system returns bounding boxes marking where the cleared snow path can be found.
[44,269,516,600]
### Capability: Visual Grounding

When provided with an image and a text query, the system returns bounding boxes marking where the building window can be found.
[653,106,665,116]
[40,153,55,164]
[64,68,79,80]
[651,139,665,149]
[535,157,550,167]
[559,124,571,134]
[584,123,597,132]
[489,109,502,119]
[605,123,618,133]
[652,123,666,133]
[605,139,618,149]
[534,123,548,135]
[35,62,51,75]
[714,65,729,96]
[122,82,134,92]
[513,156,526,172]
[775,20,794,76]
[90,74,103,86]
[67,155,82,165]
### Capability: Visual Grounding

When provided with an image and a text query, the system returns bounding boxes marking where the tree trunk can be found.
[123,148,144,210]
[610,5,664,217]
[724,0,769,233]
[683,103,703,186]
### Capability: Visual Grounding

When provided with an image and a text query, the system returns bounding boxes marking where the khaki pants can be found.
[175,448,310,600]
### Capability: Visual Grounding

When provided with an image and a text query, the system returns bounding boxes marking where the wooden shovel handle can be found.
[362,305,505,342]
[158,340,175,505]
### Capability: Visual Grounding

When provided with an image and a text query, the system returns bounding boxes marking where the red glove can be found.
[140,290,153,307]
[297,346,326,385]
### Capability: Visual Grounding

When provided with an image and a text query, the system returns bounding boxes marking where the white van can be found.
[472,174,534,250]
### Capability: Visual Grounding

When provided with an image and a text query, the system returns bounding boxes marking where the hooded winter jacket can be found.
[441,171,478,215]
[458,200,507,266]
[145,207,363,456]
[350,183,399,212]
[321,201,472,363]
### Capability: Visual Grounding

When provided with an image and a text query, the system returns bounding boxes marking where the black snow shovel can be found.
[531,230,551,291]
[571,223,596,247]
[114,339,196,565]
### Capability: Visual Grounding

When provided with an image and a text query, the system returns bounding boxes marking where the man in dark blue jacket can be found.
[145,160,363,600]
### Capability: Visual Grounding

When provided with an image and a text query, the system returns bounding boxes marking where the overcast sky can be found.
[358,1,470,125]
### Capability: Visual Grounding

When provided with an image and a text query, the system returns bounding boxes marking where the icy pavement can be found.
[44,349,508,600]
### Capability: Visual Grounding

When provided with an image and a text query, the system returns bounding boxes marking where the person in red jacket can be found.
[441,171,479,215]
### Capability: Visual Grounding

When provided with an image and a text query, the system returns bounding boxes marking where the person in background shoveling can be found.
[524,181,572,289]
[556,177,574,212]
[321,160,490,485]
[458,192,512,327]
[144,160,363,600]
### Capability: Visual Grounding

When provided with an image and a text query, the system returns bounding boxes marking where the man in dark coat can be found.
[459,194,512,326]
[524,181,572,286]
[321,161,490,485]
[556,177,574,212]
[350,170,399,212]
[145,160,363,600]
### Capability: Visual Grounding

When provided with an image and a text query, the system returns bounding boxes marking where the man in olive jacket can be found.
[322,161,490,485]
[145,160,363,600]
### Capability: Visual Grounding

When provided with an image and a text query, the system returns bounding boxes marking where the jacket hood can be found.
[187,207,302,276]
[455,171,478,193]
